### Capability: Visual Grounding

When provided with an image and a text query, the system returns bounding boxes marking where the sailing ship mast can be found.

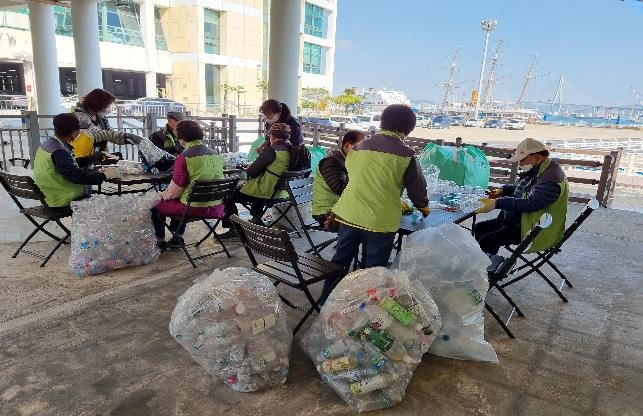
[482,40,502,106]
[440,46,460,111]
[516,53,538,108]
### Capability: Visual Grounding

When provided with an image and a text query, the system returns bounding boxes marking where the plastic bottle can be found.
[348,325,394,352]
[349,374,391,395]
[380,297,415,326]
[321,354,358,373]
[318,339,349,360]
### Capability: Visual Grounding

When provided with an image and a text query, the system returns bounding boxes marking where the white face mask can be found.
[520,164,534,171]
[266,114,279,124]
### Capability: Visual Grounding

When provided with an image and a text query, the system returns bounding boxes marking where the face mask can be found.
[266,114,279,124]
[520,164,534,171]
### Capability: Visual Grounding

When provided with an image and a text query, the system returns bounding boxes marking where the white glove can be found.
[102,166,121,180]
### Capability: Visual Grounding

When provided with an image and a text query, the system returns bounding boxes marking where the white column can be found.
[140,0,158,97]
[28,3,62,115]
[71,0,103,97]
[268,0,302,116]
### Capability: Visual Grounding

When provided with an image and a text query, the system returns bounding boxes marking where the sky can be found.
[332,0,643,106]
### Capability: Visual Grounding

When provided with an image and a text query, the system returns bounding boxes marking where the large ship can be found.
[361,87,411,112]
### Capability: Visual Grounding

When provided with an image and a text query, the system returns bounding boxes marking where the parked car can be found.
[416,116,432,128]
[504,119,526,130]
[120,97,187,116]
[302,116,333,126]
[0,94,28,110]
[329,116,363,130]
[450,116,465,126]
[356,113,381,130]
[431,115,451,129]
[483,119,506,128]
[463,119,479,127]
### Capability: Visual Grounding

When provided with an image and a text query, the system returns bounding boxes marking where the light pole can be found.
[474,19,497,120]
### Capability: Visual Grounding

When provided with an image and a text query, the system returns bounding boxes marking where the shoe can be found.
[217,229,239,240]
[156,239,166,250]
[165,236,185,249]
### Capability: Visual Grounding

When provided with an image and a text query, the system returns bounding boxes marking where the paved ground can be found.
[0,204,642,416]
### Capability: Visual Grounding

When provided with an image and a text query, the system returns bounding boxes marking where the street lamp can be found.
[474,19,498,120]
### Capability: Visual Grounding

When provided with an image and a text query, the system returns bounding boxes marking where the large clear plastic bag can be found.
[137,137,175,167]
[169,267,292,392]
[397,223,498,363]
[69,193,161,277]
[301,267,441,412]
[116,159,145,175]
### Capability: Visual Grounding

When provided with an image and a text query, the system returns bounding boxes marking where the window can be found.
[154,7,167,50]
[204,9,220,54]
[303,42,323,74]
[53,5,73,36]
[205,64,220,106]
[97,1,144,47]
[304,2,325,38]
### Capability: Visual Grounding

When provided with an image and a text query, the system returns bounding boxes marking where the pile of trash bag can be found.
[301,267,441,412]
[397,223,498,363]
[418,143,490,188]
[169,267,292,392]
[138,137,176,171]
[69,193,161,277]
[223,152,248,169]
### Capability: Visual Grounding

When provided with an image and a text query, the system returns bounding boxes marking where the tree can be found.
[220,82,235,114]
[301,88,331,114]
[333,88,363,114]
[256,80,268,101]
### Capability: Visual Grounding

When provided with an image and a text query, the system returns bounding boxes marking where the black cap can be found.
[53,113,80,137]
[380,104,416,135]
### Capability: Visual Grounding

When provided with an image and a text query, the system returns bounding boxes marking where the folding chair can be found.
[243,169,311,233]
[485,213,552,338]
[231,215,343,334]
[501,199,600,301]
[164,178,239,268]
[0,172,72,267]
[8,158,30,168]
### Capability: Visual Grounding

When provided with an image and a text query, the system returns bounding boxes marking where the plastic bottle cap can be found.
[235,303,246,314]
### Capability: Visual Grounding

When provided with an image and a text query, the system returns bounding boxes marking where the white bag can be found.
[301,267,441,412]
[169,267,292,392]
[69,193,161,277]
[397,223,498,363]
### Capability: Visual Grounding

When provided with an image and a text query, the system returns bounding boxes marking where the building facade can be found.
[0,0,337,115]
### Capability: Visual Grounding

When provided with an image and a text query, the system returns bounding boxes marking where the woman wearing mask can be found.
[312,130,365,228]
[72,88,142,161]
[256,99,310,171]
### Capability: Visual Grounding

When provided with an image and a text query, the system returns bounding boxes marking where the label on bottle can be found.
[322,355,357,373]
[349,374,388,395]
[381,298,415,326]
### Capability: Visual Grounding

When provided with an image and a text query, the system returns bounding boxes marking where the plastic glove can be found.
[487,188,503,199]
[123,132,142,145]
[476,198,497,214]
[102,166,120,180]
[418,206,430,217]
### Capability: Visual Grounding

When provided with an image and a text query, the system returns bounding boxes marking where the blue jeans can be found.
[321,223,396,301]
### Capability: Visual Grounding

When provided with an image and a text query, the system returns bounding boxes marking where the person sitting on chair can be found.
[33,113,120,210]
[474,137,569,256]
[220,124,292,237]
[312,130,365,228]
[149,111,186,156]
[150,120,225,249]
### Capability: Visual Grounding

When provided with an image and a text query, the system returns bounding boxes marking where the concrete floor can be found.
[0,204,641,416]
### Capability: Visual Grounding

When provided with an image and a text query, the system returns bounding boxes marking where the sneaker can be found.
[165,236,185,249]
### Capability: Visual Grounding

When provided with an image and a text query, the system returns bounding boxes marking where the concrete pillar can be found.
[140,0,158,97]
[28,3,62,115]
[71,0,103,97]
[268,0,302,116]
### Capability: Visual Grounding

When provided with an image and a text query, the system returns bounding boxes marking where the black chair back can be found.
[0,172,46,207]
[231,215,299,264]
[555,199,599,251]
[274,169,311,192]
[494,213,552,278]
[186,178,238,204]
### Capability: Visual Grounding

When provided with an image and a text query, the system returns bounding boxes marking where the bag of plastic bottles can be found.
[68,192,161,277]
[169,267,292,392]
[137,137,175,167]
[301,267,441,412]
[397,223,498,363]
[116,159,145,175]
[418,143,490,188]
